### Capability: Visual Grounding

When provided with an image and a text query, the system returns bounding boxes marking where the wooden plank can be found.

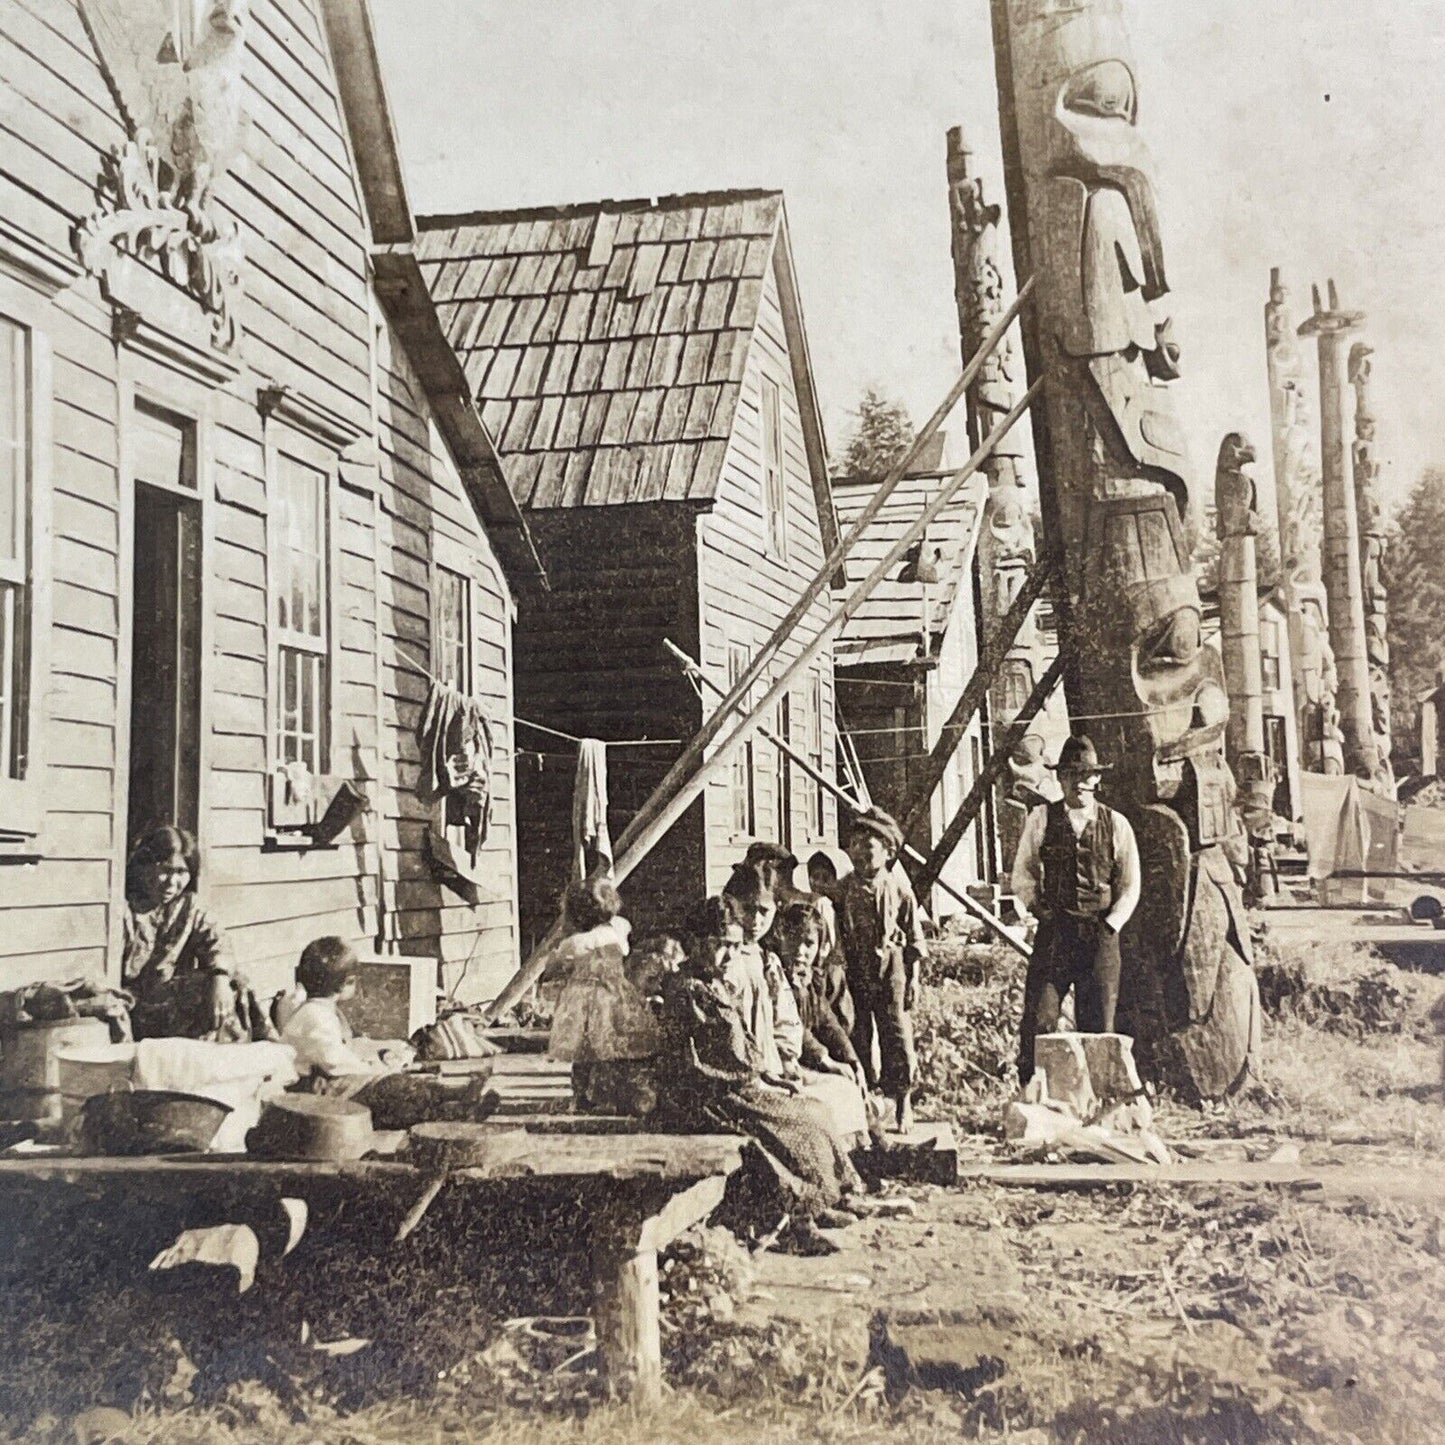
[897,552,1059,844]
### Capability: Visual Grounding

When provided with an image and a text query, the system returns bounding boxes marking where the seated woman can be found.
[123,825,275,1042]
[656,895,863,1236]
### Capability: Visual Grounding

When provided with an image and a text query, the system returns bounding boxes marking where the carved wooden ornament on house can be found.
[992,0,1260,1099]
[73,0,250,348]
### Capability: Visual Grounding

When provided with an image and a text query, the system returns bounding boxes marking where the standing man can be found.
[1010,736,1141,1084]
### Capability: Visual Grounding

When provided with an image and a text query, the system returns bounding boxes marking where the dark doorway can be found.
[126,406,202,847]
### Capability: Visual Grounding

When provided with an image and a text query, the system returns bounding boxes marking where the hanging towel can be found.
[415,681,495,866]
[572,738,612,879]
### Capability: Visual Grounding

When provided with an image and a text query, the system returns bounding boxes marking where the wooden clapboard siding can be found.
[0,0,526,1001]
[697,256,836,894]
[372,318,521,1005]
[511,504,703,950]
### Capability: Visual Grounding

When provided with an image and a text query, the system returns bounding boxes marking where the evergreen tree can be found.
[1388,468,1445,767]
[837,387,914,480]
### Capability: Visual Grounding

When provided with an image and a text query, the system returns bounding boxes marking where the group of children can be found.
[540,805,927,1232]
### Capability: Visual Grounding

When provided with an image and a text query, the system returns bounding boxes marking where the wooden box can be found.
[343,955,438,1041]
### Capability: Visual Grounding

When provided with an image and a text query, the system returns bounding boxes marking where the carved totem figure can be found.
[1299,283,1377,784]
[946,126,1049,867]
[1265,270,1343,775]
[1215,434,1276,898]
[74,0,251,346]
[1349,342,1395,797]
[991,0,1259,1099]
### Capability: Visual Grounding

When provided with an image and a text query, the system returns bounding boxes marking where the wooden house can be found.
[0,0,539,1005]
[414,192,842,947]
[831,464,992,909]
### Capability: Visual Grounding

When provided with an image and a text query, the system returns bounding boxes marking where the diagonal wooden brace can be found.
[897,549,1061,845]
[912,650,1067,900]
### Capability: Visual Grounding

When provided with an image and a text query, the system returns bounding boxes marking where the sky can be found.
[371,0,1445,519]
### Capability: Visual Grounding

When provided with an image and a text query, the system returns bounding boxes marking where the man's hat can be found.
[1048,735,1112,775]
[848,806,904,854]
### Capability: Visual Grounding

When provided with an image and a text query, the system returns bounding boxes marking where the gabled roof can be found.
[832,470,987,668]
[413,192,838,551]
[316,0,545,588]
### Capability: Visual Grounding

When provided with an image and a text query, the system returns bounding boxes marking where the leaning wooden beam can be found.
[483,377,1041,1020]
[911,651,1067,899]
[896,549,1059,844]
[663,641,1031,959]
[617,279,1037,853]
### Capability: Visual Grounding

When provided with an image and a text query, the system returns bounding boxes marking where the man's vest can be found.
[1039,800,1118,918]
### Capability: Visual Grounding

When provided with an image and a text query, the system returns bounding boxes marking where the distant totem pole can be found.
[1264,270,1343,776]
[1215,434,1276,901]
[945,126,1046,869]
[1299,283,1377,785]
[1349,342,1395,796]
[990,0,1259,1098]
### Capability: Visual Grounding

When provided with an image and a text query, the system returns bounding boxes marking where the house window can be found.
[273,454,329,778]
[727,642,756,839]
[1261,619,1281,692]
[804,672,825,838]
[760,376,787,558]
[774,694,792,850]
[435,565,472,693]
[0,318,30,787]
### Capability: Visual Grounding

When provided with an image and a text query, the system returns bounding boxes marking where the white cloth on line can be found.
[572,737,612,879]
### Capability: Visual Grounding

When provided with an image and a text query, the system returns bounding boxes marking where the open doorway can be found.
[126,402,202,848]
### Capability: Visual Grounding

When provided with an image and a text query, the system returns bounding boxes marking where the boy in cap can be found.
[1009,734,1141,1084]
[837,806,927,1132]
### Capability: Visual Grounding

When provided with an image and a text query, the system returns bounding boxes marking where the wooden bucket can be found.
[56,1044,137,1123]
[0,1019,111,1122]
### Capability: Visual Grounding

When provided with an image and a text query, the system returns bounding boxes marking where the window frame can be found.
[431,537,476,697]
[0,284,53,849]
[726,640,756,842]
[803,670,826,840]
[263,425,340,836]
[759,374,788,560]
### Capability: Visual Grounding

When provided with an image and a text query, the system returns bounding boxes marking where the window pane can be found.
[436,566,470,691]
[0,584,14,779]
[0,318,26,570]
[276,456,325,640]
[761,378,786,556]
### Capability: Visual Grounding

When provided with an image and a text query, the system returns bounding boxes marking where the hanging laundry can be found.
[572,738,612,879]
[415,680,495,866]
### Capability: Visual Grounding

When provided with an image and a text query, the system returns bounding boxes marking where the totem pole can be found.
[1350,342,1395,797]
[1264,270,1343,776]
[946,126,1047,870]
[1299,283,1376,783]
[990,0,1259,1099]
[1216,434,1276,901]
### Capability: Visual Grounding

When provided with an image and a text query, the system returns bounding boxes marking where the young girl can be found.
[805,848,856,1033]
[547,876,659,1113]
[772,899,870,1142]
[718,861,787,1077]
[123,825,274,1042]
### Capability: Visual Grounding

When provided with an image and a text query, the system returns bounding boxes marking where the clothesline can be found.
[392,642,682,749]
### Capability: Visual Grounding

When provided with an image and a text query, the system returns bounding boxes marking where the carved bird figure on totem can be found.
[79,0,249,218]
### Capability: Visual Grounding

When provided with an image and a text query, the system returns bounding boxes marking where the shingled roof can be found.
[413,191,834,535]
[832,470,987,668]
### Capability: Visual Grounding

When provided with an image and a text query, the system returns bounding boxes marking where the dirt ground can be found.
[3,931,1444,1444]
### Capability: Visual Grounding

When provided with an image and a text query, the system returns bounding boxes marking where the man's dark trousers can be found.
[1017,912,1121,1084]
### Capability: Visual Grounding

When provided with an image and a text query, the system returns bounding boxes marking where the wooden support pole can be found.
[897,549,1059,844]
[605,379,1041,878]
[592,1240,663,1404]
[482,318,1039,1021]
[615,280,1036,850]
[663,640,1031,958]
[912,651,1067,900]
